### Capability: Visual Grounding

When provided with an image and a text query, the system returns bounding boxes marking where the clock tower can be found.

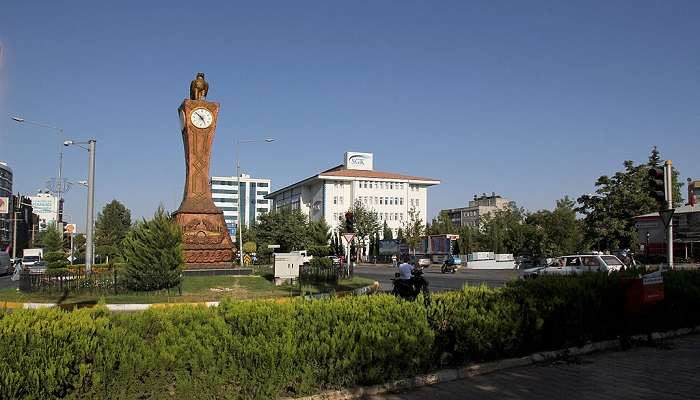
[173,74,234,267]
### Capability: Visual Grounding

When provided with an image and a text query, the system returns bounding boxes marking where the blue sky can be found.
[1,1,699,229]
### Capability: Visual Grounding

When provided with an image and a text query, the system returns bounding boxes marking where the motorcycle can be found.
[440,256,461,274]
[391,266,430,302]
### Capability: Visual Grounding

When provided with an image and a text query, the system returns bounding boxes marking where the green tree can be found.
[71,234,86,263]
[308,218,331,246]
[397,227,404,241]
[577,147,683,251]
[427,210,457,235]
[382,221,393,240]
[95,200,132,261]
[250,209,309,252]
[121,207,183,291]
[40,222,64,252]
[342,201,380,261]
[402,207,424,255]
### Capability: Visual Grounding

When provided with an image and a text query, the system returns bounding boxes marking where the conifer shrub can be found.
[121,207,183,291]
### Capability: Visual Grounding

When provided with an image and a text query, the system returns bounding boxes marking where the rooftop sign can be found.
[344,152,373,171]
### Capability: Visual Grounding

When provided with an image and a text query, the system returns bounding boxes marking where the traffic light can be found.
[344,211,354,233]
[648,167,666,205]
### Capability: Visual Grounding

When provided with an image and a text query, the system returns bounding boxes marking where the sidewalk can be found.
[378,334,700,400]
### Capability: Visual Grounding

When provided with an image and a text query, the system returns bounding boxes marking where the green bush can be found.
[44,251,69,270]
[1,270,700,399]
[121,207,183,291]
[310,256,333,269]
[0,296,432,399]
[307,245,331,257]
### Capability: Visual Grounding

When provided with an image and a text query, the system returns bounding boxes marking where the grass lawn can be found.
[0,275,376,306]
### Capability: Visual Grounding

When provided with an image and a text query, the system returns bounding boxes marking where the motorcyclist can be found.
[398,256,414,281]
[392,255,430,302]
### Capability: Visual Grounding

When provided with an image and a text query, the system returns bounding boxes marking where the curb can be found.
[285,326,698,400]
[0,283,380,311]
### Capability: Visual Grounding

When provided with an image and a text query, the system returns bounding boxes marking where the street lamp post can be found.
[645,231,651,260]
[11,116,66,225]
[64,139,96,273]
[235,138,274,267]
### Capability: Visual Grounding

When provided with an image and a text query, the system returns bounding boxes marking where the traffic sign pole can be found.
[664,160,674,270]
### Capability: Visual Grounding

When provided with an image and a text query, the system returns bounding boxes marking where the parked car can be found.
[522,254,625,278]
[410,255,431,267]
[328,256,341,265]
[28,261,47,274]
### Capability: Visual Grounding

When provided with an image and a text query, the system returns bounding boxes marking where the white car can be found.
[523,254,625,278]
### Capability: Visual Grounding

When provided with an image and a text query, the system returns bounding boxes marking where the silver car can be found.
[523,254,625,278]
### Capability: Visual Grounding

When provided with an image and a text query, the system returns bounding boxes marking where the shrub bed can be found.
[1,271,699,399]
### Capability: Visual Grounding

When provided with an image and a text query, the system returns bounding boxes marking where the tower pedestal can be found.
[174,99,234,268]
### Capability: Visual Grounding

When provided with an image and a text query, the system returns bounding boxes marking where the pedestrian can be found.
[391,254,397,268]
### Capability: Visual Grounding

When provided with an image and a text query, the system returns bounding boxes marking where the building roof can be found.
[266,164,440,199]
[318,166,439,182]
[634,205,700,219]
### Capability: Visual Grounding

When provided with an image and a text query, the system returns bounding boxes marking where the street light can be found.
[64,139,96,273]
[11,116,67,223]
[235,138,275,267]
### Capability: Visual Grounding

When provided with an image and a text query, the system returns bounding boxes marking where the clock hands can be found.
[196,112,206,123]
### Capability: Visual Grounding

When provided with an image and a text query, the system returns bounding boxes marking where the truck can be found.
[22,248,43,267]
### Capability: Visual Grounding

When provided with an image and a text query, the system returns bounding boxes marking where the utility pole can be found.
[12,211,19,261]
[86,140,96,272]
[665,160,674,270]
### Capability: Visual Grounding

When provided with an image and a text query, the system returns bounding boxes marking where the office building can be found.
[443,193,513,228]
[266,152,440,238]
[0,161,12,248]
[210,174,272,231]
[635,204,700,260]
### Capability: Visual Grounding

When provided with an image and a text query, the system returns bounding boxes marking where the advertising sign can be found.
[0,197,8,214]
[64,224,77,234]
[378,239,400,255]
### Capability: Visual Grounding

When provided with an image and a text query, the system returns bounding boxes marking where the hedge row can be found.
[1,271,700,399]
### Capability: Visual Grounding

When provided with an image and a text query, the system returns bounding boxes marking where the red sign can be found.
[342,233,355,244]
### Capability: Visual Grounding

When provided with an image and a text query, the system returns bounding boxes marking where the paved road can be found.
[0,275,16,290]
[378,334,700,400]
[354,264,521,292]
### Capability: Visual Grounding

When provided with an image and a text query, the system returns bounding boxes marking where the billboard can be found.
[378,239,400,255]
[0,197,8,214]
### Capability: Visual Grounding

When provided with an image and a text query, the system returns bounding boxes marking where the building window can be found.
[400,198,404,205]
[256,208,268,212]
[333,196,337,205]
[257,191,268,195]
[256,199,268,204]
[416,199,420,207]
[394,213,399,220]
[339,196,343,205]
[390,182,394,190]
[410,199,415,207]
[258,182,269,187]
[400,213,404,220]
[379,197,383,205]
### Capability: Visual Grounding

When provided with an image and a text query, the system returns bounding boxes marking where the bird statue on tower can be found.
[190,72,209,100]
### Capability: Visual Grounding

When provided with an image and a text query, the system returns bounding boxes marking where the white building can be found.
[0,161,13,247]
[210,174,272,231]
[266,152,440,238]
[29,191,62,232]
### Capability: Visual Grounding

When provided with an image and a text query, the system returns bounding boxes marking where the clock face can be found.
[190,108,213,129]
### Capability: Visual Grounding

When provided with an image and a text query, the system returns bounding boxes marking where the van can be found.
[0,252,11,275]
